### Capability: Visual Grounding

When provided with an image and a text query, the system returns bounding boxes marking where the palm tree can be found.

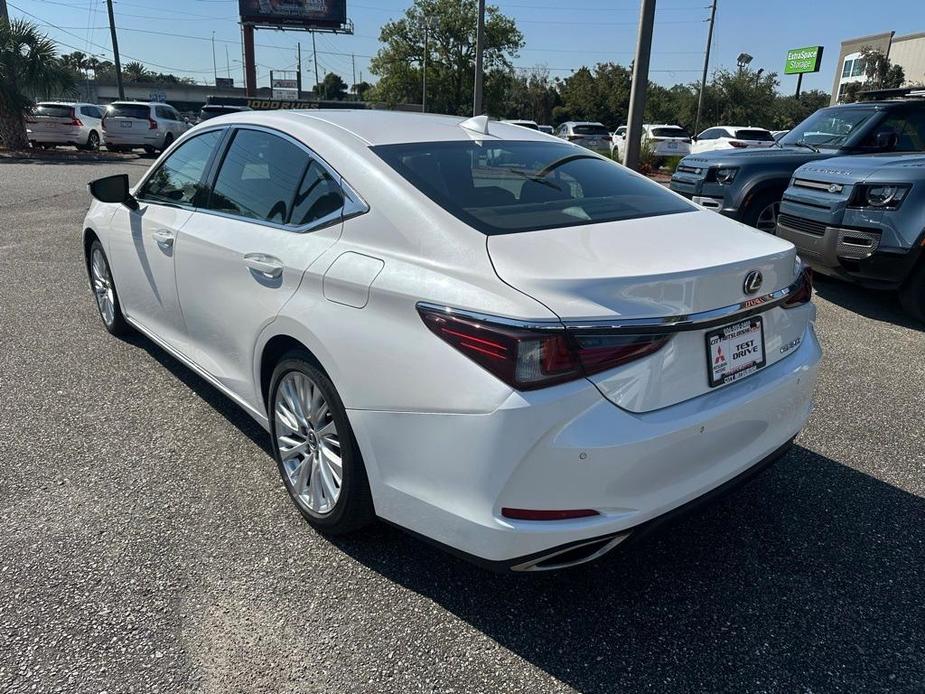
[0,19,74,150]
[122,61,150,83]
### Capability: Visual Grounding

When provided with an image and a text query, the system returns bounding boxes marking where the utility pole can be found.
[311,31,320,98]
[624,0,656,170]
[694,0,716,137]
[225,45,231,79]
[351,53,357,99]
[472,0,486,115]
[211,31,218,85]
[297,42,303,98]
[105,0,124,99]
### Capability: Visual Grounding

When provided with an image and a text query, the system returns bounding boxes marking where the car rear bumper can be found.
[350,324,821,569]
[777,215,918,288]
[102,130,161,146]
[27,128,85,144]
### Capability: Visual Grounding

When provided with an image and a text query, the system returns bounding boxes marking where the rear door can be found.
[107,128,225,353]
[174,127,351,404]
[106,103,151,134]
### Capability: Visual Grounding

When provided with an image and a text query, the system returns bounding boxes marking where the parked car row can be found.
[669,90,925,321]
[26,100,191,154]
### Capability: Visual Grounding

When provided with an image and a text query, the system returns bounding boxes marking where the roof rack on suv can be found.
[858,86,925,101]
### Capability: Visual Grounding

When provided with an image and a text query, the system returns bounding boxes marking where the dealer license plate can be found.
[706,317,766,387]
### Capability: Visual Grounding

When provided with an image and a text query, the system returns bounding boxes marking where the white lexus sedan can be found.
[82,111,820,572]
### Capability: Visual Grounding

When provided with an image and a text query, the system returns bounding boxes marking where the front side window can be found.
[208,129,310,223]
[374,140,695,235]
[137,129,223,206]
[859,112,925,152]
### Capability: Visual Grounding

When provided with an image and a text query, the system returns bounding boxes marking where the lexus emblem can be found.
[743,270,763,295]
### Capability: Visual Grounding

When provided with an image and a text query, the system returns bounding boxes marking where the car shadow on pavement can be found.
[334,445,925,692]
[813,274,923,331]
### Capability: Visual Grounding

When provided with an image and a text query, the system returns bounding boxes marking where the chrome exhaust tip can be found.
[510,532,631,572]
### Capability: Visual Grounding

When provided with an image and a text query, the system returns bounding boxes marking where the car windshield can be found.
[109,104,151,119]
[734,129,773,141]
[652,127,689,138]
[34,104,72,118]
[573,124,609,136]
[373,140,695,235]
[780,107,878,149]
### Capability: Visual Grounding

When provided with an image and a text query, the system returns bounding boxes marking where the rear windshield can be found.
[373,140,694,235]
[734,129,773,141]
[34,104,72,118]
[651,127,690,138]
[108,104,151,119]
[573,124,609,136]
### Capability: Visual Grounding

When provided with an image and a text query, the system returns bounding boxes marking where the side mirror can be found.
[875,131,899,151]
[691,136,699,142]
[88,174,137,209]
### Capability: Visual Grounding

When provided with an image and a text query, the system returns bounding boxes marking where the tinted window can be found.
[290,160,344,225]
[780,107,878,148]
[651,127,689,138]
[35,104,72,118]
[208,129,310,223]
[137,130,222,206]
[859,112,925,152]
[80,106,102,119]
[573,124,609,136]
[109,104,151,119]
[374,140,694,235]
[734,129,773,141]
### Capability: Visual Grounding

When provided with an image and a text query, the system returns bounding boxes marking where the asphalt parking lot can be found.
[0,158,923,693]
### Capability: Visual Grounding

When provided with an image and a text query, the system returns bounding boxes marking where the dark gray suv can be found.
[669,97,925,232]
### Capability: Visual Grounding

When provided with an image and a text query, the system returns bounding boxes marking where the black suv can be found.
[669,95,925,232]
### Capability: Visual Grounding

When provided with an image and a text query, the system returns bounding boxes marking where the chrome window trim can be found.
[416,275,803,335]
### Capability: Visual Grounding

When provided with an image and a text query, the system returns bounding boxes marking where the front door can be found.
[107,128,224,354]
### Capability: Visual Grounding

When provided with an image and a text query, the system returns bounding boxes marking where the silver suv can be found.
[555,121,611,153]
[26,102,105,151]
[102,102,190,154]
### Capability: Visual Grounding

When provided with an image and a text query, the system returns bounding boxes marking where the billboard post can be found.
[243,23,257,96]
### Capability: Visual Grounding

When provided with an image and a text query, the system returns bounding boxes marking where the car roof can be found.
[109,101,159,106]
[720,125,772,131]
[216,110,554,146]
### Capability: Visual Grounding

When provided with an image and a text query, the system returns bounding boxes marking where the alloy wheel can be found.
[90,247,116,327]
[87,131,100,151]
[755,201,780,233]
[274,371,343,515]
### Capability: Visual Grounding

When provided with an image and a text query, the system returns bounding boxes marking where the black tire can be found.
[268,353,375,535]
[899,262,925,324]
[742,188,784,233]
[84,130,100,151]
[161,132,174,151]
[87,239,130,337]
[143,145,156,155]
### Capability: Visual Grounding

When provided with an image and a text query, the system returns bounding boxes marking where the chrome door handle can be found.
[244,253,283,279]
[152,229,174,248]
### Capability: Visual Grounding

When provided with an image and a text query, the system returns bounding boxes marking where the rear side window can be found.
[374,140,694,235]
[109,104,151,120]
[573,124,609,136]
[81,106,103,119]
[208,129,310,223]
[35,104,72,118]
[651,127,689,138]
[137,129,223,206]
[859,112,925,152]
[734,129,773,141]
[290,160,344,225]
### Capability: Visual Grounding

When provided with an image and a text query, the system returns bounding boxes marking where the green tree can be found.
[0,19,75,150]
[122,61,151,83]
[771,89,830,130]
[369,0,523,115]
[861,48,905,89]
[353,80,373,100]
[315,72,349,100]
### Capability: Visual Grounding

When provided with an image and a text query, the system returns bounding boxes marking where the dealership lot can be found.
[0,159,923,692]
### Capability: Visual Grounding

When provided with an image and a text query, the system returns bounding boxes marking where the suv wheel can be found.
[83,130,100,151]
[899,263,925,323]
[162,132,174,151]
[743,190,782,233]
[268,354,375,535]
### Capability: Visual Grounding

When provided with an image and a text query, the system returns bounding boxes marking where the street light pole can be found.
[472,0,486,115]
[694,0,716,137]
[623,0,656,170]
[211,31,217,85]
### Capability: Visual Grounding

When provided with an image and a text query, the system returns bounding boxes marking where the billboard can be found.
[785,46,824,75]
[239,0,347,28]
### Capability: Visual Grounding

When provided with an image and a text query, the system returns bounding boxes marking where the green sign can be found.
[785,46,824,75]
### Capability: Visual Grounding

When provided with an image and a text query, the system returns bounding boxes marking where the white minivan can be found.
[26,102,105,151]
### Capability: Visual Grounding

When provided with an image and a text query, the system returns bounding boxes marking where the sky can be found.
[7,0,925,95]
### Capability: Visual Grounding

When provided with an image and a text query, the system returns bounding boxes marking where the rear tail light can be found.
[502,508,599,521]
[101,114,108,129]
[69,108,82,126]
[417,306,669,390]
[149,118,158,130]
[729,140,748,148]
[783,267,813,308]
